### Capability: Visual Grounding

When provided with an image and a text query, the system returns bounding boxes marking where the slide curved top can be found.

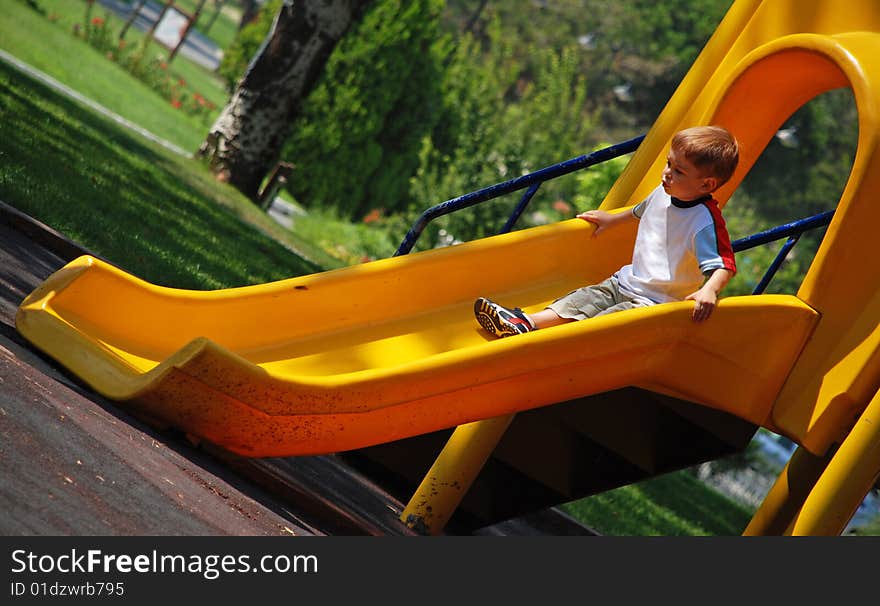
[603,0,880,455]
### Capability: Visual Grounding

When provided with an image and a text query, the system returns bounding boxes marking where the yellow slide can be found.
[16,0,880,461]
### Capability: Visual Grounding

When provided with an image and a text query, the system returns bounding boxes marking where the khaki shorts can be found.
[546,276,650,320]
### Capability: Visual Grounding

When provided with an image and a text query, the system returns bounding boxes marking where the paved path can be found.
[96,0,224,71]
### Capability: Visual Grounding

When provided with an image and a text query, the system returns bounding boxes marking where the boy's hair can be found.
[672,125,739,187]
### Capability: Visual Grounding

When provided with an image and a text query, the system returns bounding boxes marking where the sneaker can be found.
[474,297,535,337]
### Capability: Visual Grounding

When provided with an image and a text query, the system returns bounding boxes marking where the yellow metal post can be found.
[400,414,515,535]
[742,445,830,536]
[787,388,880,535]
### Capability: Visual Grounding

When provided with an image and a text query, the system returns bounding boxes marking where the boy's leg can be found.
[475,277,637,337]
[475,278,648,338]
[527,308,572,329]
[592,300,650,317]
[546,278,619,322]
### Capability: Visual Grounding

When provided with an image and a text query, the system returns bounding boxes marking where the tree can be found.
[198,0,372,200]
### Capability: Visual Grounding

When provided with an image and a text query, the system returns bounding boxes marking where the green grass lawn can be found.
[0,59,337,289]
[564,471,753,536]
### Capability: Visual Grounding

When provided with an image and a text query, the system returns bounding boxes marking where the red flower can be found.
[362,209,383,224]
[91,17,104,26]
[170,99,182,109]
[552,199,572,214]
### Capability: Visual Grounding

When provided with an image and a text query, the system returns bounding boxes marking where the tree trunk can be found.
[199,0,371,200]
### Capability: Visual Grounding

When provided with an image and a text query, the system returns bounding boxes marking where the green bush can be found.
[405,20,596,247]
[281,0,447,221]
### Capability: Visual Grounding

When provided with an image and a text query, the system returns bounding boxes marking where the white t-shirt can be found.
[615,185,737,304]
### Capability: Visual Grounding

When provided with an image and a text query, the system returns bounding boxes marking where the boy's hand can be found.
[685,287,717,322]
[685,269,733,322]
[577,210,614,237]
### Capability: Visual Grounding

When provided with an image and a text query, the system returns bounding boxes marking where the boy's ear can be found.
[702,176,718,192]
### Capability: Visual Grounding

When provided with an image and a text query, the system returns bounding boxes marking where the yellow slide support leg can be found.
[400,414,515,535]
[742,445,831,536]
[787,388,880,536]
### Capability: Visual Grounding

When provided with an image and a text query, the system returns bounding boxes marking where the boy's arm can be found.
[576,208,638,238]
[685,268,733,323]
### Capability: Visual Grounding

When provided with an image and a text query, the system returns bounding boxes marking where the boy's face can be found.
[661,147,718,201]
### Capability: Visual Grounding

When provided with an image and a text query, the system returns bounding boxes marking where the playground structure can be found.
[14,0,880,535]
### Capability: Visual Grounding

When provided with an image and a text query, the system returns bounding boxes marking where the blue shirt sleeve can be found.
[695,224,727,275]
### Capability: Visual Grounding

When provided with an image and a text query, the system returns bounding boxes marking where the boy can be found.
[475,125,738,337]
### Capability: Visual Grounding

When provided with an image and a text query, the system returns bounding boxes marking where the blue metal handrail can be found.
[731,209,834,294]
[395,132,833,295]
[394,135,645,256]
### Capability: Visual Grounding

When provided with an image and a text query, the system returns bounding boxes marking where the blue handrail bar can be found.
[731,210,834,252]
[731,209,834,294]
[394,131,833,295]
[500,182,542,235]
[394,135,645,256]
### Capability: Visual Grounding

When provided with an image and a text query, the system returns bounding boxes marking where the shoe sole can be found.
[474,297,519,337]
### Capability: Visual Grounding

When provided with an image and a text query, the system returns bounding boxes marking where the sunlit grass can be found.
[563,471,753,536]
[0,60,327,289]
